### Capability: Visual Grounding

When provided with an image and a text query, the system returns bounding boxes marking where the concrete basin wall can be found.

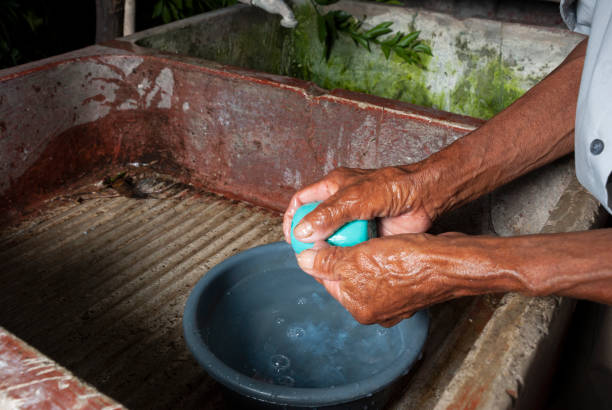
[131,2,584,119]
[0,45,481,221]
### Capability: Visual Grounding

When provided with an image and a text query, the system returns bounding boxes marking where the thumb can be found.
[296,247,344,281]
[293,191,367,242]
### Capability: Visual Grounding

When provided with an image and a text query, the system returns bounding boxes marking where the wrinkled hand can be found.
[282,166,434,245]
[295,233,503,326]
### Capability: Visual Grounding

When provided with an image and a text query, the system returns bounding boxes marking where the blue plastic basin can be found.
[183,242,429,408]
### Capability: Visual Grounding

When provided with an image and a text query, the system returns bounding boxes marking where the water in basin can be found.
[206,267,405,388]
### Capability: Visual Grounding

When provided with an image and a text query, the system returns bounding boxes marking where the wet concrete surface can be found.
[0,172,283,409]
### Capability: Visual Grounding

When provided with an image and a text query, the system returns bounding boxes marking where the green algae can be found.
[279,5,533,119]
[282,5,441,107]
[447,37,526,118]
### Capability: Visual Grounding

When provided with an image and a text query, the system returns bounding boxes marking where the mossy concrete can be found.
[136,1,583,119]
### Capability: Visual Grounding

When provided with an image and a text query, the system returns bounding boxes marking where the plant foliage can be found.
[310,0,432,67]
[0,0,44,67]
[0,0,94,70]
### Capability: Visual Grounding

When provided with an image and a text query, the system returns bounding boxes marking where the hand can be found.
[282,166,434,245]
[295,233,511,326]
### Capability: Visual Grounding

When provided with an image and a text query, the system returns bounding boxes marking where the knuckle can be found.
[308,204,338,228]
[376,166,403,180]
[329,167,350,179]
[315,247,342,273]
[353,309,375,325]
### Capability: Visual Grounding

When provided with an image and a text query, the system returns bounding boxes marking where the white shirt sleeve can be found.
[562,0,612,214]
[561,0,596,35]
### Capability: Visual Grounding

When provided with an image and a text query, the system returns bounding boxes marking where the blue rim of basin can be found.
[183,241,429,407]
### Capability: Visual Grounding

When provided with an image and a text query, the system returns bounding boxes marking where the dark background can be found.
[0,0,235,70]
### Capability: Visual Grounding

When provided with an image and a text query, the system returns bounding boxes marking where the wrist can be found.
[400,155,459,221]
[444,235,534,296]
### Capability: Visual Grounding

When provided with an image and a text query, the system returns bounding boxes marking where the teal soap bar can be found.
[290,201,376,254]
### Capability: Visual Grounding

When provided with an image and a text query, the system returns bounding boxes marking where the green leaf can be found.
[161,6,171,23]
[325,13,338,39]
[394,47,416,64]
[381,31,402,46]
[317,14,327,43]
[364,22,393,39]
[168,2,180,20]
[324,34,334,61]
[320,13,339,60]
[398,30,420,47]
[352,34,369,51]
[331,10,351,25]
[311,7,431,67]
[413,43,433,56]
[381,44,391,59]
[22,10,43,32]
[152,1,164,18]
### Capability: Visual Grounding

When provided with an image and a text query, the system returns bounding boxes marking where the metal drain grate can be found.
[0,177,283,409]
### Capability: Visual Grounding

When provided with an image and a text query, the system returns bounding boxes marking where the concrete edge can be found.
[434,174,608,410]
[0,326,125,409]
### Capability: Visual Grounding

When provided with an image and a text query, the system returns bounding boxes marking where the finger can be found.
[293,187,370,242]
[439,231,466,238]
[311,240,331,250]
[296,247,344,281]
[283,179,341,243]
[379,317,404,328]
[378,208,432,237]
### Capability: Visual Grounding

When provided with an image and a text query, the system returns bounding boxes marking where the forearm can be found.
[296,227,611,324]
[463,228,612,304]
[412,39,588,220]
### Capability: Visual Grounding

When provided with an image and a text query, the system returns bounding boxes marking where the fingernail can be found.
[297,249,315,270]
[294,222,313,239]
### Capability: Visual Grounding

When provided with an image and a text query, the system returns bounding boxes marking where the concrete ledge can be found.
[431,176,607,409]
[0,327,124,409]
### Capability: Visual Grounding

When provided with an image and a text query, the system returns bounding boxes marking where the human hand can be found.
[295,233,515,326]
[282,166,435,245]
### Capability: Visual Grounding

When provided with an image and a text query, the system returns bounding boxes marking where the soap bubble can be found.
[376,328,388,336]
[275,317,286,325]
[269,354,290,372]
[287,327,305,339]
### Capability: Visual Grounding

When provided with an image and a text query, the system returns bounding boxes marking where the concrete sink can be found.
[0,2,606,409]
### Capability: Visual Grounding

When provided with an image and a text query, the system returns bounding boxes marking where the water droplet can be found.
[274,375,295,386]
[376,328,388,336]
[269,354,290,372]
[287,326,305,339]
[275,317,285,325]
[297,297,307,305]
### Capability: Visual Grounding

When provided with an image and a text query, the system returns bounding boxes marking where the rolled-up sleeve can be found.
[572,0,612,214]
[561,0,596,34]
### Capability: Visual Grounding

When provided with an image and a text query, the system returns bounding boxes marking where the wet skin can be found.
[283,39,612,327]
